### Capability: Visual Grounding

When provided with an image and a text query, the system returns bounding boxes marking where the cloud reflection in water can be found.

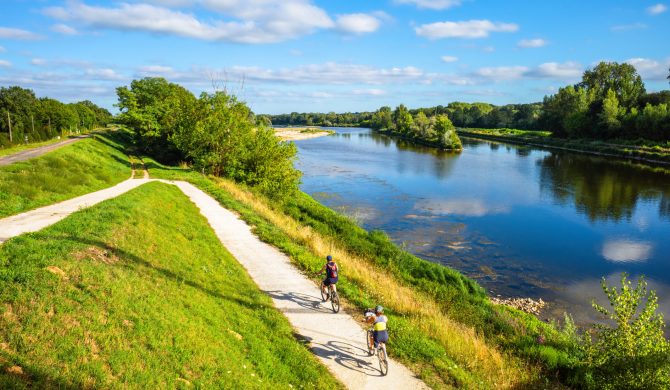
[602,239,653,262]
[415,199,509,217]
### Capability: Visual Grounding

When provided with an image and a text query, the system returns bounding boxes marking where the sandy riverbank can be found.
[274,127,333,141]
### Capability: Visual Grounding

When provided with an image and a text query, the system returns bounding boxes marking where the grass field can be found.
[0,132,131,218]
[0,181,342,389]
[144,158,574,389]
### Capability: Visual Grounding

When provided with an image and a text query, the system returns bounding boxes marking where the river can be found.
[294,127,670,325]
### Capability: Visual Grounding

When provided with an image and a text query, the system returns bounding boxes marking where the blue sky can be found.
[0,0,668,114]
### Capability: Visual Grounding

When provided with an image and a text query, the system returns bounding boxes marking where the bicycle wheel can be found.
[378,344,388,376]
[330,290,340,313]
[320,284,328,302]
[366,330,374,356]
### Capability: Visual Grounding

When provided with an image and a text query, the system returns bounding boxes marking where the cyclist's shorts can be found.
[373,330,389,344]
[323,277,338,286]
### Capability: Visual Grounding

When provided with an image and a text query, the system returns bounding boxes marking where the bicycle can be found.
[320,282,340,313]
[366,328,389,376]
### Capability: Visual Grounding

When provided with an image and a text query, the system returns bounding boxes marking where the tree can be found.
[413,111,430,138]
[433,114,461,149]
[371,106,392,130]
[579,62,645,108]
[599,89,623,137]
[393,104,413,134]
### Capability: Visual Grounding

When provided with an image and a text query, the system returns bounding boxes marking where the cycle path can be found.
[0,135,90,166]
[0,178,428,389]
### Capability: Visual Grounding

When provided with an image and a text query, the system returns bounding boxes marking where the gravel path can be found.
[0,135,89,166]
[0,179,428,389]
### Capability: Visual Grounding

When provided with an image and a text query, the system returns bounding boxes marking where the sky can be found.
[0,0,669,114]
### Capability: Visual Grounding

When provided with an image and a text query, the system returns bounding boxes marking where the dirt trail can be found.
[0,179,428,389]
[0,135,90,166]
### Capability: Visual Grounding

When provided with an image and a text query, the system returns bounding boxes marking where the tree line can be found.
[0,86,112,147]
[116,77,300,198]
[265,61,670,142]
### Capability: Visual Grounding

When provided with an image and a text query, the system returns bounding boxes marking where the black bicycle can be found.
[320,282,340,313]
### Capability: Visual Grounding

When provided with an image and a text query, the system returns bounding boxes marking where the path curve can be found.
[0,135,90,166]
[0,179,428,389]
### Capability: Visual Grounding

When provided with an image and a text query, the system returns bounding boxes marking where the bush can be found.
[582,274,670,389]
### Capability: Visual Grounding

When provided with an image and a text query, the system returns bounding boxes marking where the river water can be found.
[294,127,670,325]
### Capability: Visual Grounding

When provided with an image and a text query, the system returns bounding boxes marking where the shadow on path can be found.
[264,290,333,314]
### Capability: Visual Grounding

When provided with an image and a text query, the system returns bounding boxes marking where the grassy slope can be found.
[145,159,574,389]
[0,132,131,218]
[0,182,342,389]
[0,138,65,157]
[457,128,670,164]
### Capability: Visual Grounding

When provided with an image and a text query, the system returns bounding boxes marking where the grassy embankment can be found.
[0,138,65,157]
[0,132,131,218]
[0,181,342,389]
[146,159,577,389]
[458,128,670,165]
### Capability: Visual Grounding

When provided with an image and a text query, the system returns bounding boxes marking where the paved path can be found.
[0,135,89,166]
[0,179,428,389]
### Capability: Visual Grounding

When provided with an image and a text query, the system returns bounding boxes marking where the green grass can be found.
[143,158,573,388]
[0,132,131,218]
[0,181,342,389]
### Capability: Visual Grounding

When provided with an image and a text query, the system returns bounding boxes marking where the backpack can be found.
[327,262,338,278]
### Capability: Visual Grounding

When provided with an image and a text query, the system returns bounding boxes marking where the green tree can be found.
[599,89,623,136]
[371,106,392,130]
[580,62,645,108]
[584,274,670,389]
[413,111,430,138]
[433,114,461,149]
[393,104,413,134]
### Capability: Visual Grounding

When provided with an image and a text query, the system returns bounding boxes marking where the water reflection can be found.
[539,153,670,222]
[415,199,509,217]
[601,239,653,262]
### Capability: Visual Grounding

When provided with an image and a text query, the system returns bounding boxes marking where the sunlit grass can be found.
[0,132,130,218]
[0,182,342,389]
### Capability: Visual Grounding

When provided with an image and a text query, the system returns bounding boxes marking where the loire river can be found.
[294,127,670,325]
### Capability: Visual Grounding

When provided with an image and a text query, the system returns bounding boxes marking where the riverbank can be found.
[273,127,334,141]
[457,128,670,165]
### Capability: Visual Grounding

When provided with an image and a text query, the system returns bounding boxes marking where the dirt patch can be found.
[122,319,134,328]
[46,266,68,280]
[0,342,10,351]
[227,329,243,341]
[2,304,16,322]
[72,246,119,265]
[6,365,23,375]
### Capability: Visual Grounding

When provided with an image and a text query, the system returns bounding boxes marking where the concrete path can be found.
[0,179,428,389]
[0,135,90,166]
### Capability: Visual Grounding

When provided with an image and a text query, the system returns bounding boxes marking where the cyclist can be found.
[365,305,388,349]
[316,255,338,299]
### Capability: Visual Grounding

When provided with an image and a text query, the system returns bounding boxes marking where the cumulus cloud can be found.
[395,0,461,10]
[0,27,43,40]
[51,24,79,35]
[626,57,670,80]
[336,13,381,34]
[0,60,11,68]
[474,62,583,81]
[84,68,125,80]
[647,3,667,15]
[43,1,381,44]
[517,38,547,48]
[602,239,653,262]
[416,20,518,39]
[441,55,458,63]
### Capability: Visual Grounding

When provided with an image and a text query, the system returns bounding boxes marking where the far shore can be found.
[273,127,334,141]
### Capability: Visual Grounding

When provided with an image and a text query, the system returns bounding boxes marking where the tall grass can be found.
[0,132,131,218]
[0,182,342,389]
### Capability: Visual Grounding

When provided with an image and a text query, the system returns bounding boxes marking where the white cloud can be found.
[475,66,529,80]
[626,57,670,80]
[31,58,47,66]
[43,1,379,43]
[139,65,175,74]
[352,88,387,96]
[611,23,647,31]
[440,55,458,63]
[415,199,509,217]
[395,0,461,10]
[529,61,583,79]
[647,3,668,15]
[474,62,583,82]
[0,27,43,40]
[336,13,381,34]
[517,38,547,48]
[416,20,518,39]
[602,239,652,262]
[84,68,125,80]
[51,24,79,35]
[0,60,11,68]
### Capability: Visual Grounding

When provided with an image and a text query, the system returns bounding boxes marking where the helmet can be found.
[326,255,333,261]
[375,305,384,314]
